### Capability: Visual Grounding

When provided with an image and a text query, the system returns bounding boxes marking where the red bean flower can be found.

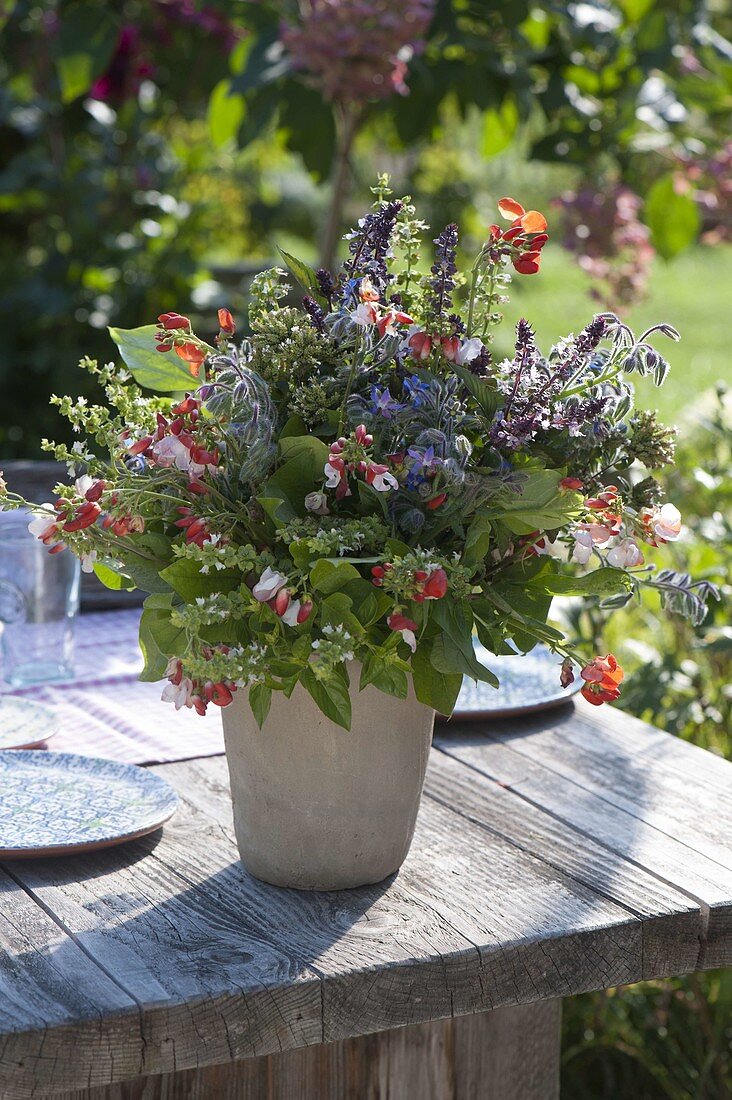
[490,197,550,276]
[580,654,624,706]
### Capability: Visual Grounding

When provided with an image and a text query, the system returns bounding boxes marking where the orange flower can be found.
[498,198,548,234]
[580,654,624,706]
[217,307,236,335]
[494,197,549,275]
[175,342,207,376]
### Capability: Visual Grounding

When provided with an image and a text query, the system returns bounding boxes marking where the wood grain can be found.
[1,701,730,1097]
[38,1001,561,1100]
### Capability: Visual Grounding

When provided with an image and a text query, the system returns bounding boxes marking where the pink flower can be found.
[644,503,682,544]
[27,504,59,541]
[606,538,644,568]
[252,566,288,602]
[387,611,419,653]
[408,330,432,359]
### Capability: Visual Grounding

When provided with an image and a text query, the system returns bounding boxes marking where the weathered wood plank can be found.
[3,700,731,1097]
[3,750,641,1094]
[152,756,643,1042]
[0,867,141,1100]
[468,701,732,865]
[39,1001,561,1100]
[435,717,732,970]
[424,748,702,978]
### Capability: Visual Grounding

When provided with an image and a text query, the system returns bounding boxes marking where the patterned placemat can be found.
[1,610,224,765]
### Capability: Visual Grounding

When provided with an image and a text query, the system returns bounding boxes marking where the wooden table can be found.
[1,700,731,1100]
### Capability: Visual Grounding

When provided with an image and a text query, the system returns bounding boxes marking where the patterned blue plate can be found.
[452,642,582,719]
[0,698,58,750]
[0,751,179,858]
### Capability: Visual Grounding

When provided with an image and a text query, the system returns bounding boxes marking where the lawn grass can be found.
[495,244,731,425]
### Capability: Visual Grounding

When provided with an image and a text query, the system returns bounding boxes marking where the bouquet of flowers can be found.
[3,184,718,730]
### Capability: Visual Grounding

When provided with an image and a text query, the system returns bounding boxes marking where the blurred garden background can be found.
[1,1,730,1094]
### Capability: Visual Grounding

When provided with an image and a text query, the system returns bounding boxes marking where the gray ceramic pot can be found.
[221,667,435,890]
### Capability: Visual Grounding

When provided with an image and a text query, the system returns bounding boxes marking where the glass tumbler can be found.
[0,509,80,687]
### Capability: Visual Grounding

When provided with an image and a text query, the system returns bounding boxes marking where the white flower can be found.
[606,538,644,569]
[280,599,302,627]
[80,550,98,574]
[305,490,330,515]
[252,566,288,602]
[74,474,94,497]
[27,504,58,541]
[652,503,682,542]
[324,462,343,488]
[352,302,378,328]
[456,337,484,365]
[369,468,399,492]
[572,529,595,564]
[161,677,193,710]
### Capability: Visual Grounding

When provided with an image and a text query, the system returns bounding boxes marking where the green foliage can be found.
[645,173,702,260]
[108,327,195,392]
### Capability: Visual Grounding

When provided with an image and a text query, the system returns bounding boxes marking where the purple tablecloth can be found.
[2,610,224,764]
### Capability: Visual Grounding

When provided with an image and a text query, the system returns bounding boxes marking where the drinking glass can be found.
[0,509,80,687]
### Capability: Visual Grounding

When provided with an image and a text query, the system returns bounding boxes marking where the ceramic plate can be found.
[0,698,58,749]
[0,751,179,858]
[452,642,582,719]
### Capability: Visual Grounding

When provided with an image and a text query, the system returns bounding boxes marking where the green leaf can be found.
[93,561,134,591]
[278,249,327,303]
[310,559,361,595]
[463,515,492,566]
[359,653,409,699]
[120,555,172,595]
[249,684,272,729]
[278,434,329,465]
[538,567,633,598]
[644,173,701,260]
[159,558,240,602]
[279,414,309,439]
[108,325,195,392]
[450,362,499,420]
[138,607,185,682]
[495,471,583,535]
[55,3,119,103]
[430,635,499,686]
[208,80,246,147]
[411,645,463,716]
[302,667,352,730]
[481,96,519,158]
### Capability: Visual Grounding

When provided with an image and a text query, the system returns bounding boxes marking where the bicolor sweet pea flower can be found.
[376,307,413,338]
[455,337,485,365]
[641,502,682,545]
[27,504,63,547]
[252,566,288,602]
[365,463,399,492]
[217,308,236,335]
[580,654,624,706]
[387,611,419,653]
[606,538,645,568]
[358,276,380,302]
[352,301,379,328]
